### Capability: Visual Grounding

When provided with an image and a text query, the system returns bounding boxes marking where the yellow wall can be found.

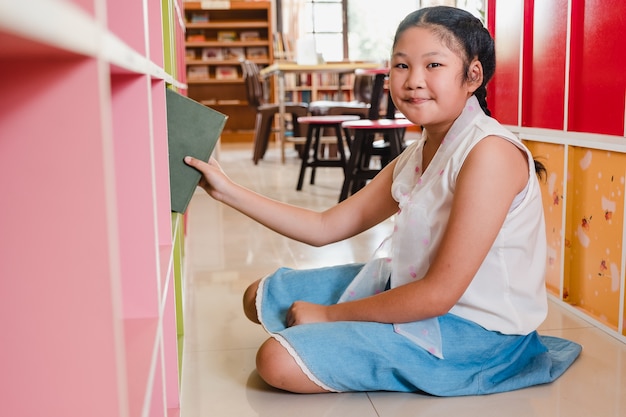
[525,140,625,332]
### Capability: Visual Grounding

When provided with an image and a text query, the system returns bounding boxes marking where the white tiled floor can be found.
[180,143,626,417]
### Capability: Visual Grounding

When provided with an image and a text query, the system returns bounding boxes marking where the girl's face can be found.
[389,26,481,134]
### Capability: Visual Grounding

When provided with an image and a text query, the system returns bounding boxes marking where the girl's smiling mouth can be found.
[405,96,431,105]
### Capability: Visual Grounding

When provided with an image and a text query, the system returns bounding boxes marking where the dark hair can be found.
[392,6,547,178]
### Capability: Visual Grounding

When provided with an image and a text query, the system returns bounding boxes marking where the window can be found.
[301,0,346,62]
[347,0,421,62]
[348,0,485,62]
[283,0,485,62]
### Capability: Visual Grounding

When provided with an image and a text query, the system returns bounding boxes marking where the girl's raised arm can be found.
[184,156,399,247]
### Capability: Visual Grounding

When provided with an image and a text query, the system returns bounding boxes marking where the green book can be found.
[166,88,227,213]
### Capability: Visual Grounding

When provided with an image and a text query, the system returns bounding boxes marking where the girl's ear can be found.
[467,59,484,93]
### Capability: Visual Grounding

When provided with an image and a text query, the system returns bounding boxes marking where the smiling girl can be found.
[185,6,581,395]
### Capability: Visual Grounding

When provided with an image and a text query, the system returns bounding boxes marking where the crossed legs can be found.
[243,279,331,394]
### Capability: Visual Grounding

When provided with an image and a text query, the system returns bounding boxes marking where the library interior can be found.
[1,0,626,416]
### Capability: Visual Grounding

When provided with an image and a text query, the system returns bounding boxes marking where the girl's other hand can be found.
[286,301,331,327]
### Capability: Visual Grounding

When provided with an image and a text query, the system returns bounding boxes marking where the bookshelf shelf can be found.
[184,0,274,142]
[187,57,269,65]
[186,40,269,47]
[187,78,244,84]
[186,20,269,29]
[0,0,186,415]
[0,1,100,57]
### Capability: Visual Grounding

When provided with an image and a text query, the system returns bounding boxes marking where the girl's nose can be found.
[404,68,424,90]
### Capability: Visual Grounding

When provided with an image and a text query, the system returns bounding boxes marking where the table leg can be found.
[277,72,287,163]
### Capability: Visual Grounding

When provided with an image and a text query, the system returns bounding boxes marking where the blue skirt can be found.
[256,264,582,395]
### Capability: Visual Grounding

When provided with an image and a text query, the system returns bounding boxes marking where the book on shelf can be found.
[318,72,339,87]
[202,47,223,60]
[185,48,197,59]
[222,47,245,60]
[284,73,296,88]
[240,30,260,41]
[299,73,312,86]
[273,32,285,59]
[187,66,209,80]
[300,90,312,103]
[190,11,209,23]
[215,66,238,80]
[198,0,230,8]
[246,47,267,59]
[186,30,205,42]
[165,88,227,214]
[273,32,294,60]
[217,30,237,42]
[217,99,242,105]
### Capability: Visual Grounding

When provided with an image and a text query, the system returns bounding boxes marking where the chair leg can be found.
[343,127,353,150]
[334,125,348,176]
[252,111,275,164]
[387,128,405,160]
[252,113,265,164]
[291,112,302,137]
[310,126,323,185]
[354,133,369,193]
[297,125,315,190]
[340,130,364,202]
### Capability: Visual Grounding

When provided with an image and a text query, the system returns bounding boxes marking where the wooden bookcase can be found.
[0,0,186,415]
[184,0,274,142]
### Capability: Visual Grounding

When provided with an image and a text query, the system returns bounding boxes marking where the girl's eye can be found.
[394,62,408,69]
[427,63,441,68]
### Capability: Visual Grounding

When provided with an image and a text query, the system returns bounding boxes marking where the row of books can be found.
[187,11,210,23]
[187,10,263,25]
[284,91,312,103]
[283,73,354,89]
[187,29,262,43]
[285,90,349,103]
[187,65,240,81]
[186,46,268,61]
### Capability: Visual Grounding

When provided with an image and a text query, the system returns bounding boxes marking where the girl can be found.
[185,6,581,395]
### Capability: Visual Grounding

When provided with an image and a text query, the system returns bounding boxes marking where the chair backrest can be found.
[240,59,265,108]
[352,74,374,104]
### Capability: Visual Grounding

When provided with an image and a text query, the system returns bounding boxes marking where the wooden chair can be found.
[307,73,374,118]
[240,60,309,164]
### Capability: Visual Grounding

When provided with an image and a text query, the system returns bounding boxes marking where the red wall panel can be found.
[522,0,567,129]
[568,0,626,136]
[488,0,524,125]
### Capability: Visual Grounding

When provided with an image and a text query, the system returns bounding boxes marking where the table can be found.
[260,61,381,162]
[339,118,414,201]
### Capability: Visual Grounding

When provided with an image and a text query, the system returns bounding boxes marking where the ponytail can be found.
[474,85,490,117]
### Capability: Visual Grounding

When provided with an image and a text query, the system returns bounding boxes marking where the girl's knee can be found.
[243,279,261,323]
[256,338,330,394]
[255,338,296,392]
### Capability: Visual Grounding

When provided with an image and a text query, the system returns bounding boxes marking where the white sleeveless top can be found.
[339,96,548,358]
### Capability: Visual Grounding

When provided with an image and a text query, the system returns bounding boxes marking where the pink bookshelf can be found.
[0,0,186,415]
